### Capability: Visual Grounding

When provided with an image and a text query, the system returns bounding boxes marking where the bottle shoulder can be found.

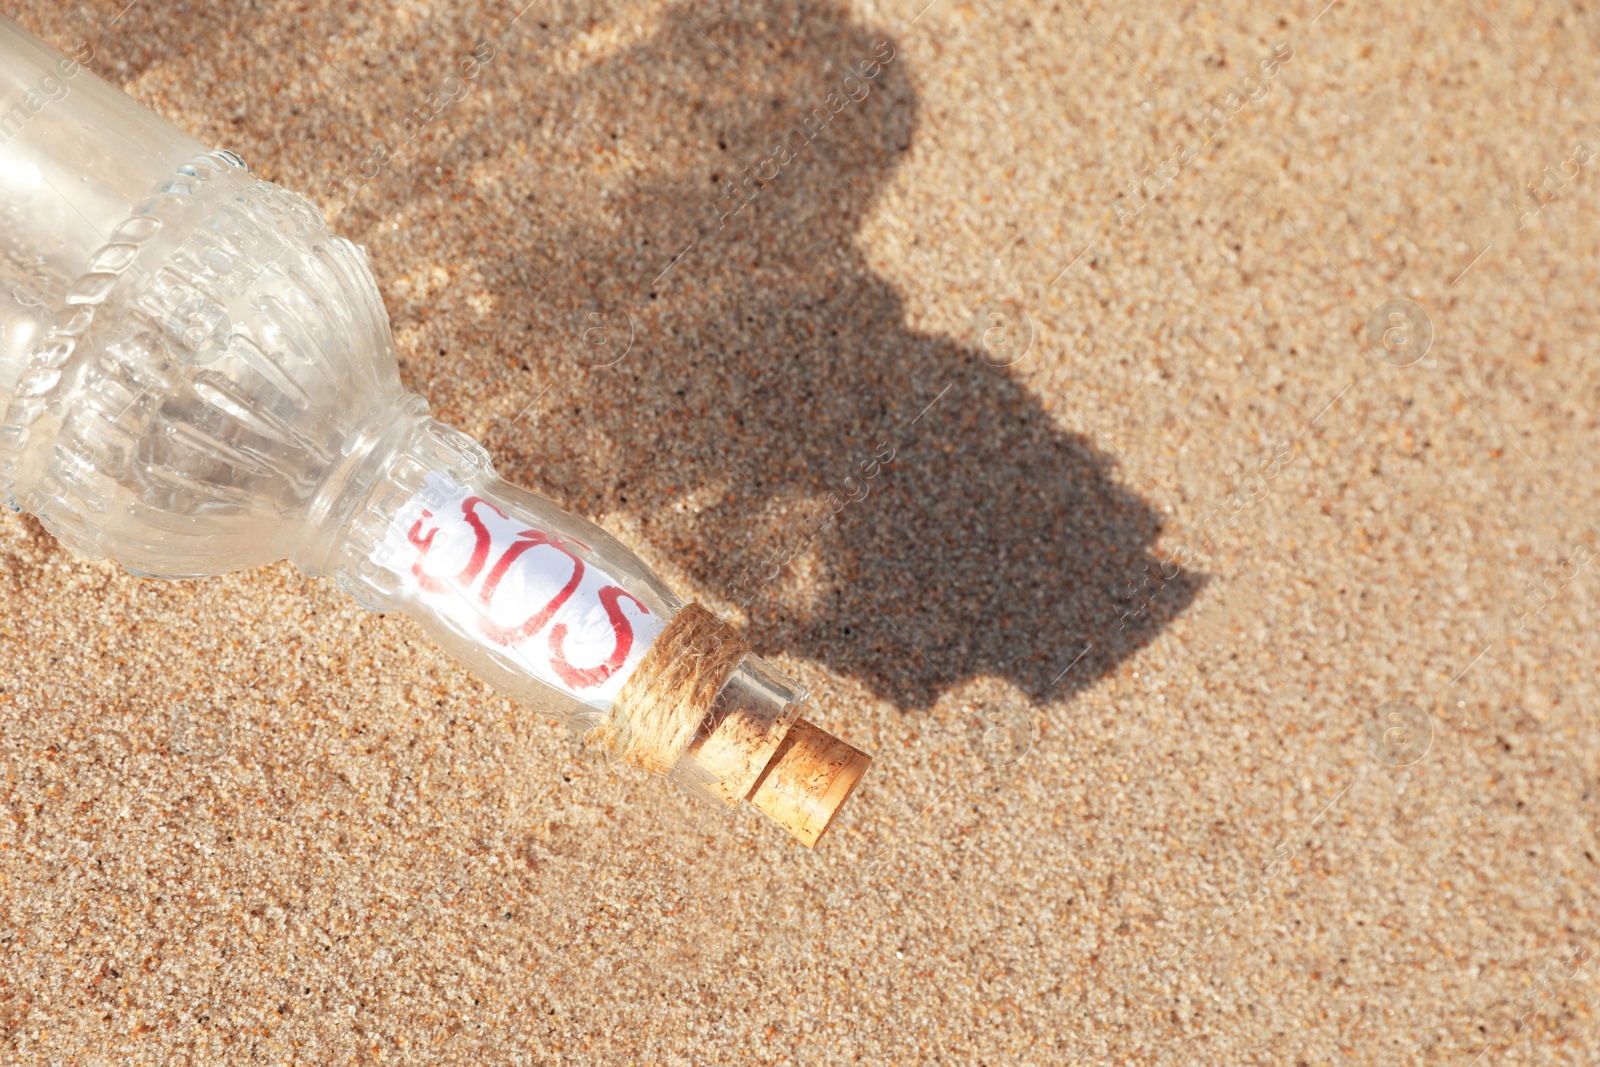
[3,155,404,577]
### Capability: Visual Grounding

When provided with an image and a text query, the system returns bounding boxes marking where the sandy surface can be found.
[3,0,1599,1063]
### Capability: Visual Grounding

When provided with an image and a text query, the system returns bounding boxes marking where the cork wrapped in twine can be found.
[587,603,871,847]
[590,603,751,775]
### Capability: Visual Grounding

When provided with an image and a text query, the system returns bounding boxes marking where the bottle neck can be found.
[296,396,684,708]
[291,393,445,588]
[290,397,858,841]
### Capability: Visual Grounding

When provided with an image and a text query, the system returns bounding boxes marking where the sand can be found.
[3,0,1598,1063]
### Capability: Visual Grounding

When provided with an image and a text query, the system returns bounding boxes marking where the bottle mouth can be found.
[671,651,806,805]
[671,652,872,848]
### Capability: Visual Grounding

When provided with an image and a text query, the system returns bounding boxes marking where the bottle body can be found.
[0,22,200,405]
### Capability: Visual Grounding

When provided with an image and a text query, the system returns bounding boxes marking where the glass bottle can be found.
[0,14,868,847]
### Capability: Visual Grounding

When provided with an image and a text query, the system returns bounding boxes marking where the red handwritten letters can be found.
[399,490,652,694]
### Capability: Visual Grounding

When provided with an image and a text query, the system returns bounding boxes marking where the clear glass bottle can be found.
[0,15,868,846]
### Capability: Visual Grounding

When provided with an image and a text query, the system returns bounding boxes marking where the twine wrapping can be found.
[586,602,750,775]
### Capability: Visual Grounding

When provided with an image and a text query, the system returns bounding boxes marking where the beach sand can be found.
[2,1,1597,1063]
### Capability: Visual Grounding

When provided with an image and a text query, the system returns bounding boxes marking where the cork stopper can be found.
[657,641,872,848]
[746,718,872,848]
